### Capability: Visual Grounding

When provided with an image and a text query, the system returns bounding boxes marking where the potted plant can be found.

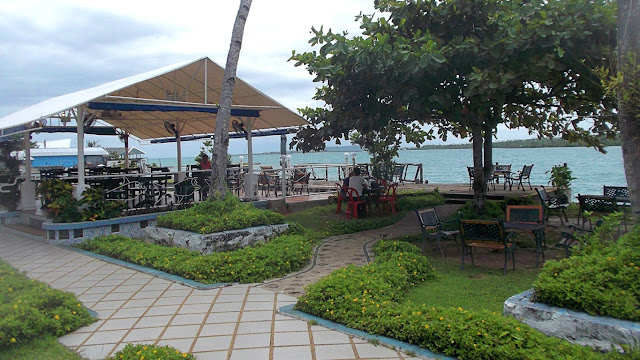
[547,164,575,203]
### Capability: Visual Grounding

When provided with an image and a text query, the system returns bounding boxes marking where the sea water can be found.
[148,146,627,200]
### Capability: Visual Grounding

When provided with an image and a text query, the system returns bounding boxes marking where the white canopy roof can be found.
[0,57,307,140]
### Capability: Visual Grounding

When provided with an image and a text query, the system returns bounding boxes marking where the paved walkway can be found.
[0,208,456,360]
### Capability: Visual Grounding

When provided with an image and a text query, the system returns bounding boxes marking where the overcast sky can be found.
[0,0,531,158]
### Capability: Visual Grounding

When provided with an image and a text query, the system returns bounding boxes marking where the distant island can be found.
[407,137,621,150]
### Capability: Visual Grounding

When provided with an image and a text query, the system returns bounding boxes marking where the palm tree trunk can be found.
[212,0,253,198]
[618,0,640,223]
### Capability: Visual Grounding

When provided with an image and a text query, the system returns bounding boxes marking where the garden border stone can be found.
[504,289,640,350]
[144,223,289,254]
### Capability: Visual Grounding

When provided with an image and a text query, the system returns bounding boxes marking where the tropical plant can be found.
[546,164,576,201]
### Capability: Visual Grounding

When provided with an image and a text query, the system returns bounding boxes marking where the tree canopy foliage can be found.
[290,0,617,209]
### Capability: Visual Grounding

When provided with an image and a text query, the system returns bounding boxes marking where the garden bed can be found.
[504,289,640,350]
[144,223,289,254]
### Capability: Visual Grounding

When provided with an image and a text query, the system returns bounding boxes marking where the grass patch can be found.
[0,333,84,360]
[402,256,540,313]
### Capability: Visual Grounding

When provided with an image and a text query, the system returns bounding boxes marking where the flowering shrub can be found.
[77,228,312,283]
[0,260,95,348]
[109,344,195,360]
[535,220,640,321]
[296,240,603,360]
[157,195,284,234]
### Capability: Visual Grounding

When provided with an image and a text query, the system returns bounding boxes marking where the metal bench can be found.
[504,205,545,267]
[577,194,618,229]
[459,219,516,275]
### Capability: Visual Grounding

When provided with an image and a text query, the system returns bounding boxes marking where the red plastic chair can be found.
[335,182,347,213]
[379,183,398,214]
[346,187,366,220]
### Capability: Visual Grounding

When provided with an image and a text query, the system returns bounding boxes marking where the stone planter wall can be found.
[43,213,159,245]
[144,223,289,254]
[504,289,640,350]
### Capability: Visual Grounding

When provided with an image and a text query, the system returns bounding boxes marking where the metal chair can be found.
[459,219,516,275]
[577,194,617,230]
[536,186,569,225]
[507,164,534,191]
[467,166,496,190]
[504,205,546,267]
[415,208,460,258]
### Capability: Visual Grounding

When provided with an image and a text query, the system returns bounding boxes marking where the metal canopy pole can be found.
[75,105,86,199]
[124,132,130,169]
[19,132,36,210]
[176,124,183,181]
[246,117,255,199]
[204,60,208,104]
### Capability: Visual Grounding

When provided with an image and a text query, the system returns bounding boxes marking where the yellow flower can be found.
[10,338,16,343]
[424,324,430,329]
[141,356,144,360]
[54,314,60,320]
[143,346,147,350]
[516,327,521,331]
[182,353,188,357]
[439,317,444,321]
[8,288,12,292]
[13,304,17,309]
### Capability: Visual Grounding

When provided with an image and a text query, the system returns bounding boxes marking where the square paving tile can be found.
[111,307,148,319]
[155,296,186,306]
[240,311,273,322]
[211,302,243,313]
[215,294,245,303]
[164,288,192,298]
[274,320,309,332]
[132,290,165,299]
[135,315,173,328]
[156,338,194,353]
[91,300,125,311]
[99,317,138,331]
[178,303,211,314]
[274,331,311,346]
[200,322,236,337]
[171,313,207,326]
[184,295,216,304]
[233,333,271,349]
[192,350,228,360]
[76,343,117,360]
[243,302,274,311]
[101,292,133,302]
[74,320,105,333]
[83,329,128,345]
[206,311,240,324]
[220,286,249,295]
[273,345,313,360]
[162,324,201,340]
[123,326,165,342]
[141,283,171,292]
[123,298,156,308]
[355,343,401,359]
[312,330,351,345]
[58,331,92,347]
[236,321,272,334]
[245,294,275,302]
[192,335,233,352]
[145,304,180,316]
[314,344,356,360]
[229,347,270,360]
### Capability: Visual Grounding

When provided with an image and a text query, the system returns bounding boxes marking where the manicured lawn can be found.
[0,334,84,360]
[402,256,540,313]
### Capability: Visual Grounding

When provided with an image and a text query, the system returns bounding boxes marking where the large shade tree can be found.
[617,0,640,221]
[291,0,617,210]
[212,0,253,197]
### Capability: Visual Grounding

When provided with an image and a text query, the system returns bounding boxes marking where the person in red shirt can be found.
[198,154,212,198]
[200,154,212,170]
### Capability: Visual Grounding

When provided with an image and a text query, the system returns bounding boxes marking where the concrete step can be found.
[2,223,45,241]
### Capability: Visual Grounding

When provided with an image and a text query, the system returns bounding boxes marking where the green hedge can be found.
[296,240,603,360]
[109,344,195,360]
[77,229,312,284]
[396,192,446,212]
[535,219,640,321]
[0,261,95,348]
[157,195,284,234]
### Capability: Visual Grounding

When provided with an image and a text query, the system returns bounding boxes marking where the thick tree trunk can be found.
[618,0,640,222]
[472,125,487,212]
[212,0,253,198]
[483,124,493,183]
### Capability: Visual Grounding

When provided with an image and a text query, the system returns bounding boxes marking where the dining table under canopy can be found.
[0,57,307,209]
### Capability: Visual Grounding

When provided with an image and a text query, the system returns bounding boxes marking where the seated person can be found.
[198,154,212,198]
[340,171,353,197]
[349,168,367,216]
